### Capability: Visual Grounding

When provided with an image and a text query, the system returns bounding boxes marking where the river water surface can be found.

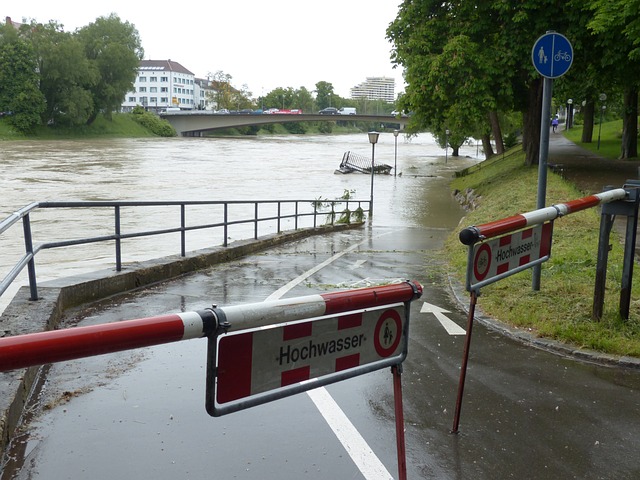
[0,133,480,312]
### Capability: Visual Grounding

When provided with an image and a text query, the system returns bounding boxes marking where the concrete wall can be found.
[0,223,361,455]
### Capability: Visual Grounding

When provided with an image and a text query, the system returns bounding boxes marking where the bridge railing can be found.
[0,198,370,303]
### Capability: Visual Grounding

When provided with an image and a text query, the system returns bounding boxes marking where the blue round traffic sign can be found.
[532,32,573,78]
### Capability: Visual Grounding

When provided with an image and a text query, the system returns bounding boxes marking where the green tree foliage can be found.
[25,21,97,126]
[315,81,336,110]
[131,105,176,136]
[76,14,143,124]
[0,26,46,133]
[588,0,640,158]
[387,0,638,164]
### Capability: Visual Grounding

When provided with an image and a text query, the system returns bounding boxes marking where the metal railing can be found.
[0,198,370,303]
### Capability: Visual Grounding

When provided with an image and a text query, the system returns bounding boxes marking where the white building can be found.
[122,59,198,113]
[350,76,396,103]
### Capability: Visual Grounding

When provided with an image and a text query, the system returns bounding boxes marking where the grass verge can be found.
[446,146,640,358]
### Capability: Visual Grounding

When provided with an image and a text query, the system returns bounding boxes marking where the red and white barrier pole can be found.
[0,281,422,373]
[459,188,627,245]
[0,311,217,372]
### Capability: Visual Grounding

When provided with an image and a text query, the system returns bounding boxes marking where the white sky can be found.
[6,1,405,99]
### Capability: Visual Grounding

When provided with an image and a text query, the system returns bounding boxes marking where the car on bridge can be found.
[319,107,339,115]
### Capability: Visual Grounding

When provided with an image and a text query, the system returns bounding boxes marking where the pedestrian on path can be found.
[552,116,559,133]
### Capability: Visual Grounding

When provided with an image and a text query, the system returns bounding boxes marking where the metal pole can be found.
[392,364,407,480]
[394,131,398,177]
[533,76,554,291]
[451,289,478,434]
[370,142,375,217]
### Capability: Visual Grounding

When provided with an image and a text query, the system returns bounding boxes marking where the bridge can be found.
[159,112,410,136]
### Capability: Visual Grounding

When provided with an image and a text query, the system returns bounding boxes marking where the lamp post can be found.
[445,129,450,163]
[368,131,379,217]
[566,99,573,130]
[393,129,399,177]
[597,93,607,150]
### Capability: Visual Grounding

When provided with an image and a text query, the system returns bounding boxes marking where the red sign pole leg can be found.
[392,364,407,480]
[451,290,478,434]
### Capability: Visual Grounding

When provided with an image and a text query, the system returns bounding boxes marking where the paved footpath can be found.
[548,132,638,194]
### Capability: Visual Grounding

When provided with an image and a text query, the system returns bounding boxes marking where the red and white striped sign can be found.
[470,222,553,290]
[215,305,405,405]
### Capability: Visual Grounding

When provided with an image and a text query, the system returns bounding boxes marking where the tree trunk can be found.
[620,87,638,159]
[581,100,594,143]
[489,111,504,154]
[522,78,542,166]
[452,146,460,157]
[482,134,494,159]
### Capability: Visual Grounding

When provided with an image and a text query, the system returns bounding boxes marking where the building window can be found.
[129,97,136,102]
[161,76,168,82]
[150,97,157,103]
[161,87,168,93]
[161,97,168,103]
[150,87,157,93]
[139,76,147,82]
[139,87,147,92]
[150,76,157,82]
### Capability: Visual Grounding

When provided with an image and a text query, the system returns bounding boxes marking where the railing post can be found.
[180,204,186,257]
[313,202,318,229]
[22,214,38,301]
[223,203,228,247]
[114,206,122,271]
[254,202,259,239]
[295,201,299,230]
[277,202,282,233]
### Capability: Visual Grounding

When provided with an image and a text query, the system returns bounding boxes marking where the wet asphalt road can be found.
[5,222,640,479]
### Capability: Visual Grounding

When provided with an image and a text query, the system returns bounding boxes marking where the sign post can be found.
[531,31,573,290]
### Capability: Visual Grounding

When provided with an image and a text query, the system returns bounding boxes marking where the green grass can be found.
[446,146,640,358]
[0,113,159,140]
[565,118,638,160]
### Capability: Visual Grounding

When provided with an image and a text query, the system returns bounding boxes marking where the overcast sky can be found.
[6,1,405,98]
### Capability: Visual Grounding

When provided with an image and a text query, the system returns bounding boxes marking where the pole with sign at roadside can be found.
[530,31,573,290]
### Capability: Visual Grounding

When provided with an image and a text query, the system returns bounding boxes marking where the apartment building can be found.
[350,76,396,103]
[122,59,202,113]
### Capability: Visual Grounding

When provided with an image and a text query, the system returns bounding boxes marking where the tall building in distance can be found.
[350,76,395,103]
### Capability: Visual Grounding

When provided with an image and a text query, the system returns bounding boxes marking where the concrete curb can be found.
[0,223,361,455]
[446,273,640,370]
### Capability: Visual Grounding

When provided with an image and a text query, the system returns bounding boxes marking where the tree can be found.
[76,14,143,124]
[0,25,46,132]
[387,0,593,165]
[25,21,96,125]
[315,81,336,110]
[209,71,234,110]
[588,0,640,158]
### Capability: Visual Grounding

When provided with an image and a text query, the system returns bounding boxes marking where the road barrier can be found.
[0,280,422,480]
[452,185,639,434]
[0,281,422,373]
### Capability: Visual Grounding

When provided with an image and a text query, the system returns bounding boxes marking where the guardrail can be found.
[0,198,370,303]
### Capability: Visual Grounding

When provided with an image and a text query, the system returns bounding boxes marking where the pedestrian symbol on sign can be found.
[537,46,547,65]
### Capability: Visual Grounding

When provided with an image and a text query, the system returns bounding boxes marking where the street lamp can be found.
[368,131,380,217]
[393,129,399,177]
[566,99,573,130]
[597,93,607,150]
[445,129,450,163]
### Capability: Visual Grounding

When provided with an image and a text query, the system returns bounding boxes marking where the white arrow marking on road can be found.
[349,259,367,270]
[421,302,466,335]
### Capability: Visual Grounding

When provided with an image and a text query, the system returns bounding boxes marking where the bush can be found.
[130,107,176,137]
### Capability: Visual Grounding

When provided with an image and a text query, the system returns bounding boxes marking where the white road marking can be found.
[420,302,466,335]
[349,259,367,270]
[265,232,395,480]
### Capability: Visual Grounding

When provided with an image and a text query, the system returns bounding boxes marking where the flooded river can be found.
[0,133,480,312]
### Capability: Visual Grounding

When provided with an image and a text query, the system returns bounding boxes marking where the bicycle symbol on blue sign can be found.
[532,32,573,79]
